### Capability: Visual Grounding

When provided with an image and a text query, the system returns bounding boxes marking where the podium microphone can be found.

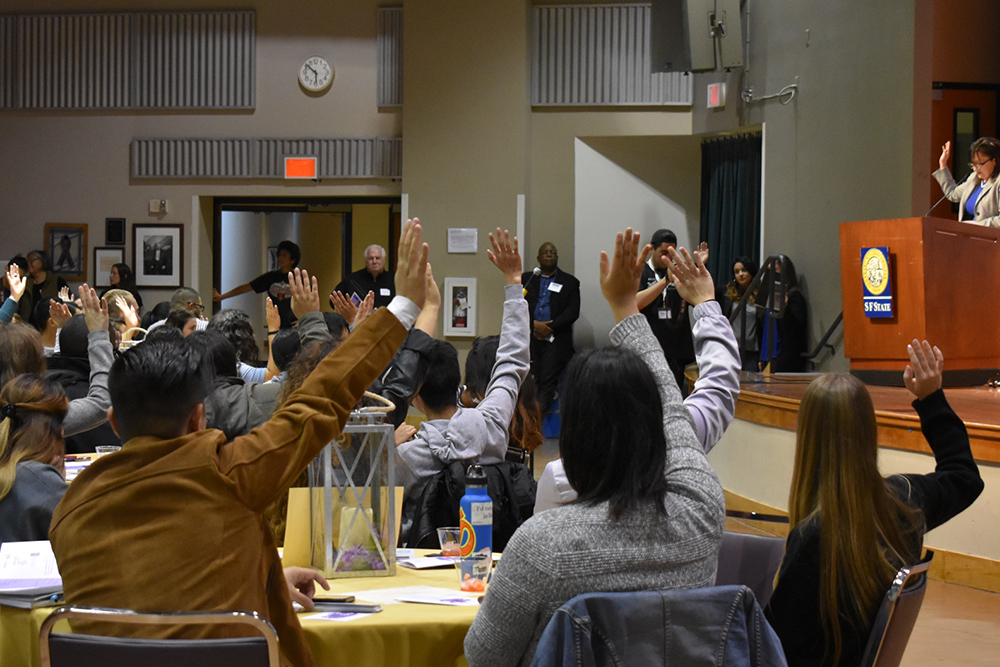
[523,266,541,297]
[924,192,950,217]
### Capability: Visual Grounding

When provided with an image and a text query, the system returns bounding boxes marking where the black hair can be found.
[163,306,195,332]
[559,347,669,519]
[6,256,28,272]
[112,263,136,290]
[277,240,302,268]
[464,335,500,399]
[322,312,350,339]
[270,329,300,372]
[30,298,53,332]
[417,340,461,412]
[207,308,258,363]
[650,229,677,248]
[141,301,173,330]
[108,337,213,440]
[58,314,90,359]
[143,325,184,344]
[186,330,238,379]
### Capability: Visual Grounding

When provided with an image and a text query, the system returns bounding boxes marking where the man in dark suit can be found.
[522,242,580,414]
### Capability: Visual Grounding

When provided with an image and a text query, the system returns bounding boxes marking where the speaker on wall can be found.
[651,0,743,73]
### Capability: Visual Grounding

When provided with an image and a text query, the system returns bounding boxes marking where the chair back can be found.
[714,530,787,606]
[858,549,934,667]
[39,606,280,667]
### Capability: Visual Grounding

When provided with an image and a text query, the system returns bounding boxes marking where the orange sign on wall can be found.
[284,157,317,179]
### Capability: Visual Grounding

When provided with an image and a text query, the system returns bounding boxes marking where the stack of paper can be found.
[0,541,63,609]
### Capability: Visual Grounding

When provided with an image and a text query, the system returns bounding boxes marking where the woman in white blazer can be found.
[933,136,1000,227]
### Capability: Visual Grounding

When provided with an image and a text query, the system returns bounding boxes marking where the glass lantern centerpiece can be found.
[307,393,396,578]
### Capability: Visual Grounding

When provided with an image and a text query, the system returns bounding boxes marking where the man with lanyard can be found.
[522,242,580,415]
[637,229,695,395]
[213,240,300,329]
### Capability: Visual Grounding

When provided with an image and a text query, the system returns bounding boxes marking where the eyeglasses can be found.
[186,301,204,313]
[969,157,995,169]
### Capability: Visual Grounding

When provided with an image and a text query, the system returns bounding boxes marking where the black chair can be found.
[714,530,787,607]
[858,549,934,667]
[39,606,279,667]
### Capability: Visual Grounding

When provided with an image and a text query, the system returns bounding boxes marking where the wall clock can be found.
[299,56,333,92]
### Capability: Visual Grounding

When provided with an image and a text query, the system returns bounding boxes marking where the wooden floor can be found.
[533,436,1000,665]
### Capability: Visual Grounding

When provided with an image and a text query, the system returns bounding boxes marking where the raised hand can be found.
[115,295,140,330]
[424,264,440,310]
[6,266,26,302]
[414,264,441,336]
[667,246,714,306]
[939,141,952,171]
[903,339,944,400]
[487,228,521,286]
[394,218,429,309]
[49,300,73,328]
[58,286,71,302]
[289,268,320,318]
[354,291,375,325]
[265,297,280,334]
[79,284,110,333]
[693,242,709,266]
[599,227,649,323]
[329,290,359,322]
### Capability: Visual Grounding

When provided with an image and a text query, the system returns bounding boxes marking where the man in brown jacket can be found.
[49,220,429,667]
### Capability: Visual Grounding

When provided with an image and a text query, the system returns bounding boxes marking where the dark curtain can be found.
[699,134,763,283]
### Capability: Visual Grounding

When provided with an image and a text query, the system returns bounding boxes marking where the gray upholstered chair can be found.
[39,606,279,667]
[714,530,787,607]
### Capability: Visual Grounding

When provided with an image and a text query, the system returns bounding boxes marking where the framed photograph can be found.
[105,218,126,245]
[443,277,477,337]
[267,246,279,271]
[133,224,184,288]
[93,247,125,288]
[44,223,88,280]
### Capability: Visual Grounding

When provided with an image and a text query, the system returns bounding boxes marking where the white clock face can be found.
[299,56,333,92]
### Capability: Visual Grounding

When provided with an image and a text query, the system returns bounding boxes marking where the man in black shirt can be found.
[522,242,580,414]
[637,229,695,394]
[332,244,396,310]
[213,240,300,328]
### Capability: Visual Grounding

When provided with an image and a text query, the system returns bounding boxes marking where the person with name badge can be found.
[332,244,396,310]
[637,229,696,394]
[933,137,1000,227]
[213,240,301,329]
[521,242,580,415]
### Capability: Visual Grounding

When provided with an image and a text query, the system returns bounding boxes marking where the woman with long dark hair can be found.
[0,373,70,542]
[464,229,724,667]
[719,255,763,371]
[765,341,983,665]
[100,263,143,311]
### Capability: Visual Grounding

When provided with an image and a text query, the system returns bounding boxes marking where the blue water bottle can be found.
[459,464,492,558]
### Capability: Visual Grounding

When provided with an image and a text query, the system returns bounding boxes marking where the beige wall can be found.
[349,204,392,272]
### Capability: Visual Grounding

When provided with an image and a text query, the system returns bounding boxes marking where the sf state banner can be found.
[861,246,892,318]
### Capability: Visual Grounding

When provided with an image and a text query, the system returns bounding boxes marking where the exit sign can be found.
[284,157,317,179]
[707,83,726,109]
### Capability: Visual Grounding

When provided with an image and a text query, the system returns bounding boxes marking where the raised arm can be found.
[667,246,740,451]
[898,340,984,530]
[63,285,114,437]
[0,266,26,324]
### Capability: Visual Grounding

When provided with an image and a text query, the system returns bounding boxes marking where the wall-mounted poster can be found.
[44,223,88,280]
[133,224,184,288]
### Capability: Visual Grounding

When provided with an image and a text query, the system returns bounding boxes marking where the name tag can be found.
[658,309,670,320]
[380,288,391,296]
[548,282,563,293]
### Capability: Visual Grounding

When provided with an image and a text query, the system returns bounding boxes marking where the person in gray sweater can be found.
[395,229,530,544]
[464,230,725,667]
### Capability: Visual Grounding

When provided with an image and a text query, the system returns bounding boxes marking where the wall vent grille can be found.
[377,7,403,107]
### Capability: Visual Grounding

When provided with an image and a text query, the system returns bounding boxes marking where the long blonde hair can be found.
[789,374,922,663]
[0,374,69,502]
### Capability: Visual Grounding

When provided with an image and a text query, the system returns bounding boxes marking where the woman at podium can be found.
[933,137,1000,227]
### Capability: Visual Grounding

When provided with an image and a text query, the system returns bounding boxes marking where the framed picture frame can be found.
[93,247,125,288]
[267,246,279,271]
[133,224,184,288]
[443,277,477,337]
[105,218,126,246]
[44,223,88,280]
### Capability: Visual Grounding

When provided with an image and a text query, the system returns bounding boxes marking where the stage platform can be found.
[734,373,1000,464]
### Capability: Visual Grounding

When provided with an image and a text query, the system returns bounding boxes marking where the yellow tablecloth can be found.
[0,558,477,667]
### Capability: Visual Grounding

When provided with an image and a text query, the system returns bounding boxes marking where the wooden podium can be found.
[840,217,1000,386]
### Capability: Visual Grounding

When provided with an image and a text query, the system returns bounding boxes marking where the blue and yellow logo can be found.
[861,247,893,318]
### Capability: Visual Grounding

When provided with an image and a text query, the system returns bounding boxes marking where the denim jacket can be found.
[529,585,787,667]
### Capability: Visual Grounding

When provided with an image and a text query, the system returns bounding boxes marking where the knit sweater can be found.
[463,313,725,667]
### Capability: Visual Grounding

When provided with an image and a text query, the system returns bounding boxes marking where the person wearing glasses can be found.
[933,136,1000,227]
